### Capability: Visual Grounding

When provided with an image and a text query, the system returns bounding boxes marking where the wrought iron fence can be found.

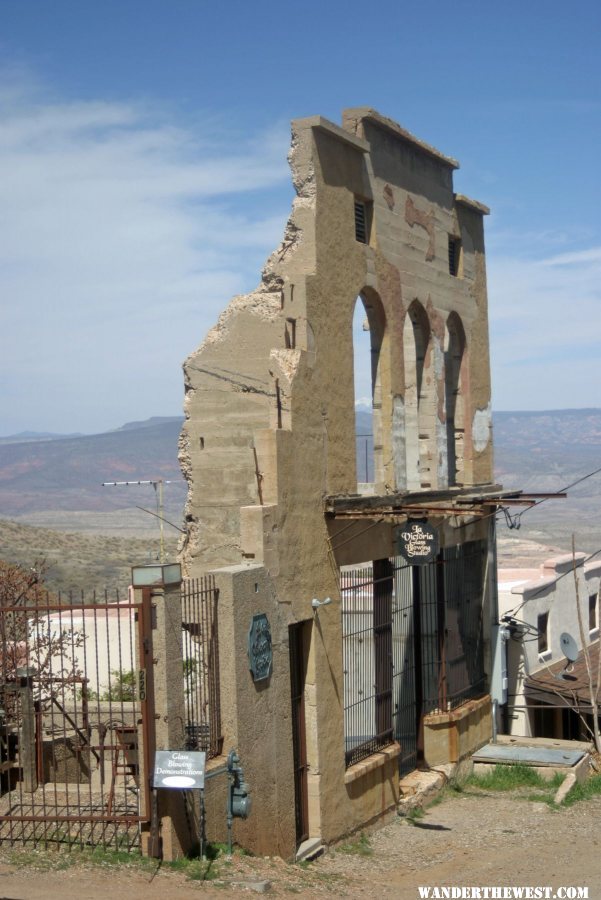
[0,576,223,850]
[0,593,148,850]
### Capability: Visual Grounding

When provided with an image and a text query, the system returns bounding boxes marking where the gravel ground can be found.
[0,786,600,898]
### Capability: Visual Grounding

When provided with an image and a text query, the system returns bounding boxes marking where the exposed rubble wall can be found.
[180,109,495,857]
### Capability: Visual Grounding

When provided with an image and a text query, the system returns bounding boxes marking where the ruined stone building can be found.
[180,108,501,858]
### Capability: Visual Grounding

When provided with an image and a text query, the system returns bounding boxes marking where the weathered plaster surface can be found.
[472,402,492,453]
[405,196,436,261]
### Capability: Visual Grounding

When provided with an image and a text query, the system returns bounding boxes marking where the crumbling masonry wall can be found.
[180,108,495,857]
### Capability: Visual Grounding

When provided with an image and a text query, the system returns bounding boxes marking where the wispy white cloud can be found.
[540,247,601,267]
[487,240,601,409]
[2,69,599,433]
[0,73,291,433]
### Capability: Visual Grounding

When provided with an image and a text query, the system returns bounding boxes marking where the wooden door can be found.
[289,622,309,845]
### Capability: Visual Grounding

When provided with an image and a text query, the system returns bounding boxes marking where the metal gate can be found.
[342,540,487,776]
[0,591,154,850]
[181,576,222,758]
[393,541,487,774]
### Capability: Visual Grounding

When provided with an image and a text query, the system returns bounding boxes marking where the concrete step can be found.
[296,837,324,862]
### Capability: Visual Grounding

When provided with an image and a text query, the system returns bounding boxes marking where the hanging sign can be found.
[398,520,439,565]
[153,750,206,789]
[248,613,273,682]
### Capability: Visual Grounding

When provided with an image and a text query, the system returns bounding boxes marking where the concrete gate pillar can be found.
[209,564,297,859]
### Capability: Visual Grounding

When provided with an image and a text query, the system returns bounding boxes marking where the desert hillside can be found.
[0,409,599,588]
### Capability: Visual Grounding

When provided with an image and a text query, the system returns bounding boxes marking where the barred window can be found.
[448,236,461,276]
[354,199,371,244]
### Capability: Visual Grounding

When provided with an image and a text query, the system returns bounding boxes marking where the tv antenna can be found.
[102,479,174,562]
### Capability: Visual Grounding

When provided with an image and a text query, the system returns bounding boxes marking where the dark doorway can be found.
[289,621,309,846]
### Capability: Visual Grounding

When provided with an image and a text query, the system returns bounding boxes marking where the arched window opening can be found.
[445,314,467,486]
[353,293,385,491]
[403,301,436,490]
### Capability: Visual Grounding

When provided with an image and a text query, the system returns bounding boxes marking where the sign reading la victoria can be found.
[398,520,439,564]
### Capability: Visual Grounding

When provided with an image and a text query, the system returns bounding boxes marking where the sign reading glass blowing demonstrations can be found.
[398,520,438,564]
[154,750,206,789]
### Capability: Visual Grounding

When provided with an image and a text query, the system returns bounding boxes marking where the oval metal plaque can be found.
[248,613,273,682]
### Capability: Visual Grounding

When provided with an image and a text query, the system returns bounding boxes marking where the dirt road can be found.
[0,787,599,899]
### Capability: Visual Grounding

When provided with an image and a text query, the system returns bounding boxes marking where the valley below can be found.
[0,409,599,593]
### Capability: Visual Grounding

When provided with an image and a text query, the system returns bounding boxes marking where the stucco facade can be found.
[180,108,499,857]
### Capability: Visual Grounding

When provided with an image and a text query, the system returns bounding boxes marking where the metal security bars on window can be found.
[354,200,368,244]
[341,542,487,773]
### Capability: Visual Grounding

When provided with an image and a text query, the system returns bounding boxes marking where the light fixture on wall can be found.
[311,597,332,612]
[131,562,182,587]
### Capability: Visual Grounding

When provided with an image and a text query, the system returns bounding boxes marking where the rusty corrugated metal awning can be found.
[325,486,565,520]
[524,641,601,709]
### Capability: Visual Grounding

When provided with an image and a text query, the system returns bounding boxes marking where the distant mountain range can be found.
[0,416,186,526]
[494,409,601,492]
[0,416,180,444]
[0,409,599,555]
[0,431,85,445]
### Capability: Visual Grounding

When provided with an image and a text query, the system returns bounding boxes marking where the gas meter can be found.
[227,749,252,819]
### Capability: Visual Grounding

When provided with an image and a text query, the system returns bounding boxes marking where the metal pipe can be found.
[226,768,233,857]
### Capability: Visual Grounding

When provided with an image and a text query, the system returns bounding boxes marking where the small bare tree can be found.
[0,559,85,714]
[0,559,48,607]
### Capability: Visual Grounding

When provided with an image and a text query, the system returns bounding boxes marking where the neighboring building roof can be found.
[498,551,591,600]
[524,640,600,710]
[497,568,540,592]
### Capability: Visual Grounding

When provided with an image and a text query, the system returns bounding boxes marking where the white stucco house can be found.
[497,552,601,740]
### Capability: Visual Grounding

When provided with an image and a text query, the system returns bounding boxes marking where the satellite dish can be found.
[560,632,579,663]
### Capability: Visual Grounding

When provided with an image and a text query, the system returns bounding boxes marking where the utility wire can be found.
[509,463,601,531]
[453,461,601,533]
[135,506,185,534]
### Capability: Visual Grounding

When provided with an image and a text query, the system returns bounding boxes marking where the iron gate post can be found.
[16,667,37,794]
[146,581,190,860]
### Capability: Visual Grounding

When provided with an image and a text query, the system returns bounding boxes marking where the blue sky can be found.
[1,0,600,434]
